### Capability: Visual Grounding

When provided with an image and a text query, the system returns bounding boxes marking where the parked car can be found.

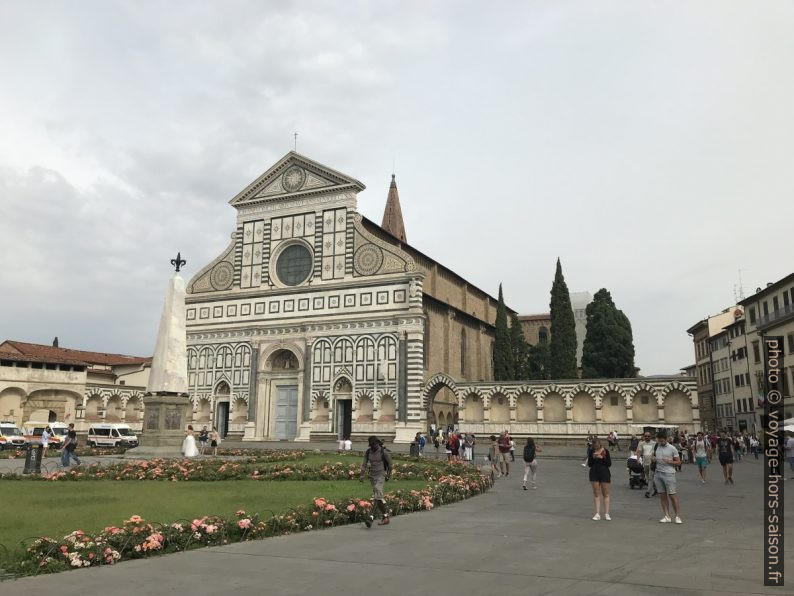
[0,421,28,450]
[23,421,68,448]
[87,424,138,448]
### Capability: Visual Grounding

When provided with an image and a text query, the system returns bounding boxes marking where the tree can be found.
[493,284,514,381]
[509,312,529,380]
[527,342,551,380]
[549,258,578,379]
[581,288,637,378]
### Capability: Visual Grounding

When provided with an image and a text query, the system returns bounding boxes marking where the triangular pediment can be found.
[229,151,366,206]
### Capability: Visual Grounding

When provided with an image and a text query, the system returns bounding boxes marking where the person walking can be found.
[588,438,611,520]
[418,432,426,457]
[733,434,743,463]
[613,430,621,451]
[509,437,516,462]
[361,436,393,527]
[693,431,711,484]
[41,425,52,455]
[210,427,221,456]
[497,430,512,476]
[198,426,209,455]
[749,434,760,460]
[652,432,682,524]
[60,423,82,467]
[182,425,199,458]
[636,431,657,497]
[488,435,501,478]
[521,437,542,490]
[716,430,735,484]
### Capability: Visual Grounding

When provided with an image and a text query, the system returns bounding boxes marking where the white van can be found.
[0,421,27,450]
[23,421,69,448]
[87,424,139,448]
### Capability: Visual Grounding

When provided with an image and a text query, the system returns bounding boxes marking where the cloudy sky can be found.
[1,1,792,375]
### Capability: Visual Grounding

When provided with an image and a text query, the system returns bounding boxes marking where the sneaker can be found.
[604,514,611,521]
[674,517,683,524]
[700,479,706,484]
[644,492,650,498]
[581,462,587,467]
[659,515,671,523]
[364,515,374,528]
[378,516,390,526]
[531,484,537,489]
[522,485,527,491]
[592,513,601,521]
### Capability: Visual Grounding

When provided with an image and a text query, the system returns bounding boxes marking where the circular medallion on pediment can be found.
[210,262,234,291]
[354,244,384,276]
[282,166,306,192]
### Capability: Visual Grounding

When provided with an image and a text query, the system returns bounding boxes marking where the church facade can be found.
[185,152,501,443]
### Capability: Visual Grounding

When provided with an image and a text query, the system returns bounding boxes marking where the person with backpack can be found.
[522,437,542,490]
[716,430,735,485]
[361,436,393,527]
[60,423,82,467]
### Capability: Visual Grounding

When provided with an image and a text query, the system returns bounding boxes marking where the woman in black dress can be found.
[588,438,612,521]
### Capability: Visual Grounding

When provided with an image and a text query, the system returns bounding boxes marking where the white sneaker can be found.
[604,514,611,521]
[700,479,705,484]
[581,462,587,467]
[592,513,601,521]
[674,517,683,524]
[659,515,671,523]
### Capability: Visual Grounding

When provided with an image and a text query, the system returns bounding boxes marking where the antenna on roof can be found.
[293,132,298,152]
[736,268,745,301]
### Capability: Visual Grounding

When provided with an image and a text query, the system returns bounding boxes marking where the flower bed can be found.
[10,465,491,576]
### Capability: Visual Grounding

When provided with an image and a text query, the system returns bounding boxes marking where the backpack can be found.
[364,446,392,475]
[523,444,536,463]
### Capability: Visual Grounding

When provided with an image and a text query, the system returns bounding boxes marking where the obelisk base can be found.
[126,393,192,459]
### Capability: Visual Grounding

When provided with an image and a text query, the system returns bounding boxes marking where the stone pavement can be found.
[3,455,790,595]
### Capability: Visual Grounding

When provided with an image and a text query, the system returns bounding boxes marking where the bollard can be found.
[22,444,43,475]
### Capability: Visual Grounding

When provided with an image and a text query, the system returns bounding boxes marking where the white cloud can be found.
[0,1,792,373]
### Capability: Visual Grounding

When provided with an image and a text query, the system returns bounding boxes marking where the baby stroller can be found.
[627,457,646,489]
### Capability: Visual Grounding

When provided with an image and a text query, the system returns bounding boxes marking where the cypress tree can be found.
[549,258,578,379]
[493,284,514,381]
[509,312,529,380]
[527,342,551,380]
[581,288,637,378]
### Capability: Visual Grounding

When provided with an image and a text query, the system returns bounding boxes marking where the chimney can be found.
[53,336,59,348]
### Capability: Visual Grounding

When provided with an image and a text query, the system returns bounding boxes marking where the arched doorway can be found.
[265,347,301,440]
[334,377,353,440]
[214,381,230,438]
[424,375,459,432]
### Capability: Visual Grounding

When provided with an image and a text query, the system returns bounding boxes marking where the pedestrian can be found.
[636,431,657,497]
[629,434,639,453]
[344,436,353,452]
[488,435,501,478]
[41,425,52,454]
[361,436,392,527]
[588,438,611,520]
[182,425,199,458]
[462,433,473,462]
[693,431,711,484]
[210,427,221,456]
[509,437,516,462]
[785,432,794,479]
[582,432,593,467]
[522,437,542,490]
[418,432,426,456]
[198,426,209,455]
[652,431,682,524]
[749,434,759,460]
[60,423,82,467]
[613,430,621,451]
[716,430,735,485]
[733,434,743,462]
[433,434,440,456]
[497,430,512,475]
[607,430,616,451]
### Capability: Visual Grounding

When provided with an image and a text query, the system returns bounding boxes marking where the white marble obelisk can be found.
[146,273,188,395]
[135,261,193,458]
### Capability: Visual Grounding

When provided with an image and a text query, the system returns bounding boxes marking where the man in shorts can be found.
[716,429,735,485]
[693,431,711,484]
[497,430,512,476]
[361,436,393,527]
[636,431,657,497]
[652,431,682,524]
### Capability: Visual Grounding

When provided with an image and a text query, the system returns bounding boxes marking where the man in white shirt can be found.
[652,432,683,524]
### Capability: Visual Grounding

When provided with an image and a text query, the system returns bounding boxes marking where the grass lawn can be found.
[0,478,428,550]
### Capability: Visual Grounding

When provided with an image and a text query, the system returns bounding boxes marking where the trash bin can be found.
[409,442,420,457]
[23,444,43,475]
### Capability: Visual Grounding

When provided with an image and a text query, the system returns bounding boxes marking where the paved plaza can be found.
[3,452,791,595]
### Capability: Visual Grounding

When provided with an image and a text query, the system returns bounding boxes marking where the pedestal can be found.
[127,393,192,459]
